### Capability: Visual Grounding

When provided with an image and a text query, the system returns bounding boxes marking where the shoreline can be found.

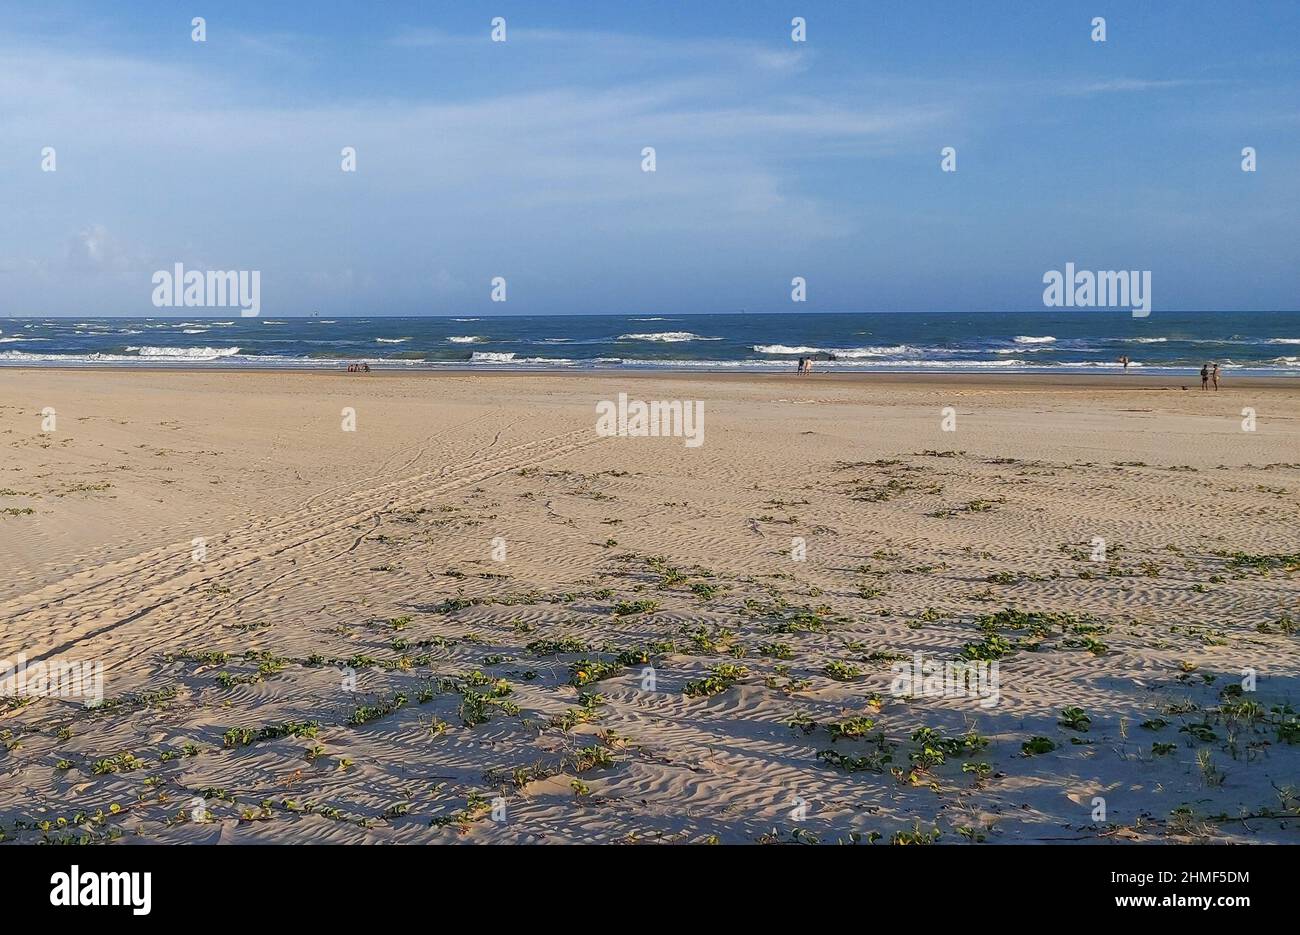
[4,365,1296,390]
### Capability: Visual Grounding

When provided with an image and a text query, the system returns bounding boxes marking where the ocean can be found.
[2,311,1298,375]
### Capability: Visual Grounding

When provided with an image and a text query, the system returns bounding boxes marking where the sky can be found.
[2,0,1298,317]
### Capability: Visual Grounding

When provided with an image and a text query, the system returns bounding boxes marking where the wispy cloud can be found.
[388,25,812,75]
[0,33,952,313]
[4,5,1293,315]
[1063,78,1221,96]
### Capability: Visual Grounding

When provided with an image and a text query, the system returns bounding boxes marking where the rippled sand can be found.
[1,369,1297,843]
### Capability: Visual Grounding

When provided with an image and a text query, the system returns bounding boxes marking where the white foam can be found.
[464,351,568,365]
[753,344,825,355]
[618,331,716,342]
[136,345,242,360]
[753,343,916,358]
[1,348,244,363]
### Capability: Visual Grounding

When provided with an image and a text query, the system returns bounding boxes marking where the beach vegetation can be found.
[684,663,748,697]
[1021,736,1056,756]
[816,749,891,772]
[1058,706,1091,732]
[822,660,861,681]
[612,599,658,616]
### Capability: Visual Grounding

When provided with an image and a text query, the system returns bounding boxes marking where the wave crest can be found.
[618,331,715,342]
[133,345,241,359]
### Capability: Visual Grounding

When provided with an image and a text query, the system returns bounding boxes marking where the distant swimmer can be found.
[1118,355,1130,371]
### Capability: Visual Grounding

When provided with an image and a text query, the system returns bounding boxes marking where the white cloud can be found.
[0,31,957,314]
[65,224,151,274]
[1063,78,1218,96]
[388,26,812,74]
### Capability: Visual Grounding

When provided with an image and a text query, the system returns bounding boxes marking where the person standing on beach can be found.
[1200,364,1209,390]
[1211,363,1220,390]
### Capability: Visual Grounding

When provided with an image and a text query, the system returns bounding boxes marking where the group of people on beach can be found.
[346,363,370,373]
[796,353,837,373]
[1116,355,1222,389]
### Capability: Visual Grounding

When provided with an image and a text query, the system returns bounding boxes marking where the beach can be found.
[1,368,1297,843]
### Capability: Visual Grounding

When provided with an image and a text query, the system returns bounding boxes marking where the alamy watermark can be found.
[595,392,704,448]
[1043,262,1150,318]
[151,263,260,317]
[889,652,999,708]
[1,652,103,705]
[50,865,151,915]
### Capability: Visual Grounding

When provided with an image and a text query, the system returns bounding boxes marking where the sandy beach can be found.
[1,369,1297,844]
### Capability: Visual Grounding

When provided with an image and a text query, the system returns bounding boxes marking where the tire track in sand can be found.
[2,427,605,667]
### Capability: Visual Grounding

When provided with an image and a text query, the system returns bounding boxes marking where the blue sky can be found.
[2,0,1297,316]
